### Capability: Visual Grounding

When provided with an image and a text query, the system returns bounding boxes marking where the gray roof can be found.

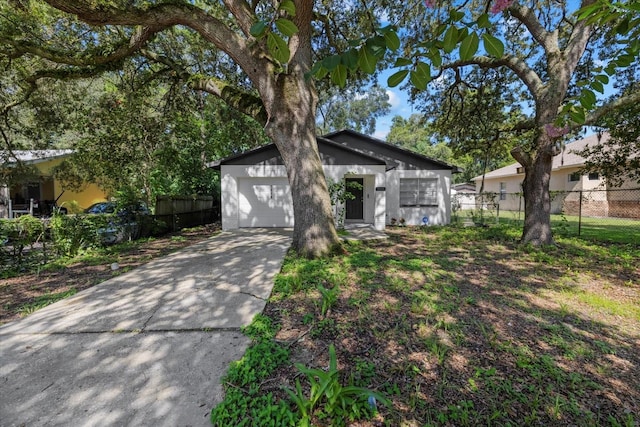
[1,150,73,165]
[209,129,460,172]
[471,133,609,181]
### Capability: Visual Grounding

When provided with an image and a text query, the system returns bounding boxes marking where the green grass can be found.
[494,210,640,244]
[18,288,77,316]
[212,224,640,426]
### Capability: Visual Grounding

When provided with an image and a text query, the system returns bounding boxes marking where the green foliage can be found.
[317,284,339,317]
[211,316,296,426]
[316,85,391,135]
[18,288,77,316]
[327,176,363,229]
[241,313,278,341]
[285,344,389,427]
[0,216,46,270]
[49,213,109,257]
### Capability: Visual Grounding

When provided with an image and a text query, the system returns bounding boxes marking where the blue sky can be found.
[370,68,416,140]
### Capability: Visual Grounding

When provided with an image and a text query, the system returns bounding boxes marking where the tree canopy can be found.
[323,0,640,245]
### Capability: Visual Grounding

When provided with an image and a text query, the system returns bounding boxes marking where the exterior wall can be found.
[451,190,476,210]
[476,166,640,218]
[386,169,451,226]
[220,164,386,230]
[4,157,108,216]
[55,183,109,212]
[476,175,523,212]
[323,165,386,230]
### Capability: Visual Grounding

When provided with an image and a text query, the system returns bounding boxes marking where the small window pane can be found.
[588,172,599,180]
[568,173,580,182]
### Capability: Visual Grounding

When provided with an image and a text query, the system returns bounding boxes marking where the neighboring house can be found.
[0,150,108,218]
[212,129,459,230]
[472,133,639,218]
[451,182,477,211]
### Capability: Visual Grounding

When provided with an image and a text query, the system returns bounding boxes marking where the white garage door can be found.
[238,178,294,227]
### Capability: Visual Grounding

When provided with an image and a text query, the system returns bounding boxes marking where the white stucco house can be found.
[211,129,459,230]
[472,132,639,218]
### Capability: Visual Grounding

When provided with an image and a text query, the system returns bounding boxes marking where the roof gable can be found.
[471,133,610,181]
[322,129,458,171]
[210,136,386,168]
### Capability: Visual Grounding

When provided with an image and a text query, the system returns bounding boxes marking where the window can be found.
[399,178,438,207]
[499,182,507,200]
[588,172,599,181]
[568,172,581,182]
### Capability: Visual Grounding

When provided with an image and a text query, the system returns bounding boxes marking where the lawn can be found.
[212,225,640,426]
[461,209,640,245]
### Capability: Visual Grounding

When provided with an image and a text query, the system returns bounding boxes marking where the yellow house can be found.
[0,150,109,218]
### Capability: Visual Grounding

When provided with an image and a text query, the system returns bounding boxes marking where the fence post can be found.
[578,190,583,237]
[496,203,500,224]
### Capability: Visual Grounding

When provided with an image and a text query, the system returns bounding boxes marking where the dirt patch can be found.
[0,223,220,325]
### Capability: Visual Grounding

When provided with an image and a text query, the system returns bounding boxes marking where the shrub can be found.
[49,213,109,257]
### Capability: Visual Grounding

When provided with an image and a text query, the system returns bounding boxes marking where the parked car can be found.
[83,201,151,244]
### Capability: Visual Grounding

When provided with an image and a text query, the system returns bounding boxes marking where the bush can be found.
[49,213,109,257]
[1,216,46,271]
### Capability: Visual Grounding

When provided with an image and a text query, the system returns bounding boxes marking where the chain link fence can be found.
[452,188,640,243]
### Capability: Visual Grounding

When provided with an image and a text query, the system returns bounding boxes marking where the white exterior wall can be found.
[323,165,386,230]
[386,169,452,225]
[221,165,288,230]
[221,164,386,230]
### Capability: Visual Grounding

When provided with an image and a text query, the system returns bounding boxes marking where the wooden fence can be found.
[154,195,220,232]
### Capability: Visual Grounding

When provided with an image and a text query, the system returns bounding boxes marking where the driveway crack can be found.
[141,302,163,332]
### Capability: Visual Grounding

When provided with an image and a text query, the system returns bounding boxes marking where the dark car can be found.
[84,201,151,244]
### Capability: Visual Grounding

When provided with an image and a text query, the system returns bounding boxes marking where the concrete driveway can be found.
[0,228,291,427]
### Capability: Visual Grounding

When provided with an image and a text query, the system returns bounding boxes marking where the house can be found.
[472,132,639,218]
[0,150,109,218]
[451,182,477,211]
[212,129,459,230]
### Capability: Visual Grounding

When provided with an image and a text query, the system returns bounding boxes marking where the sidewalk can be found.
[0,229,291,427]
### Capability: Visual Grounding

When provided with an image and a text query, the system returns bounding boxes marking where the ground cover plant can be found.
[0,224,220,324]
[214,224,639,426]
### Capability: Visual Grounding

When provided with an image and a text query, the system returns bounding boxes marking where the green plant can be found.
[285,344,389,427]
[327,175,363,229]
[211,315,296,426]
[49,213,109,257]
[18,288,77,316]
[317,284,339,317]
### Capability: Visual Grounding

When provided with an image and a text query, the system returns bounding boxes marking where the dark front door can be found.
[345,178,364,220]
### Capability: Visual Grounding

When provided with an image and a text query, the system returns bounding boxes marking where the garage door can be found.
[238,178,294,227]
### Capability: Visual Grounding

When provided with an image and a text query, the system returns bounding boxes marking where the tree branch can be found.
[41,1,267,84]
[443,54,544,100]
[222,0,255,37]
[141,49,267,124]
[508,4,558,55]
[584,90,640,126]
[2,26,159,67]
[562,0,596,78]
[1,66,112,117]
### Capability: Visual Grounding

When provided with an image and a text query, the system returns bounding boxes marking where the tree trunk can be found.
[516,132,555,246]
[264,73,340,258]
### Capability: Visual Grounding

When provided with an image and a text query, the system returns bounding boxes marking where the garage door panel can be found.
[238,178,293,227]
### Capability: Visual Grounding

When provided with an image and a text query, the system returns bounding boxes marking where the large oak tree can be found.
[373,0,640,245]
[1,0,397,257]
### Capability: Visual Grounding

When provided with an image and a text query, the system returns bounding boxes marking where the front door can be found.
[345,178,364,220]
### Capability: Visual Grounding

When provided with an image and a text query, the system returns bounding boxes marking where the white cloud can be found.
[373,129,389,140]
[386,90,401,108]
